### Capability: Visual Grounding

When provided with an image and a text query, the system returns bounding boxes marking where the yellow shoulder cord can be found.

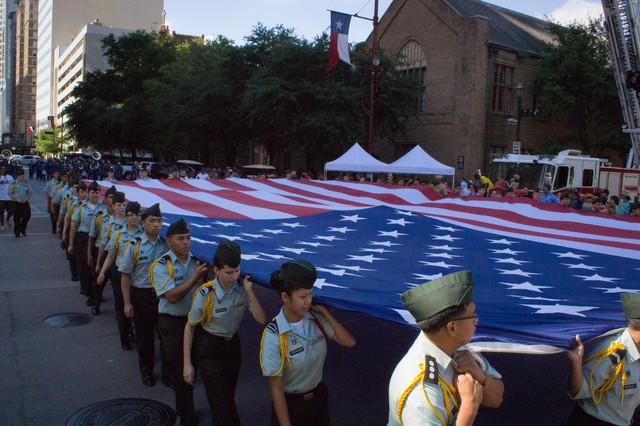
[119,239,138,268]
[584,341,627,405]
[114,230,122,252]
[149,256,173,291]
[107,222,113,242]
[77,204,84,226]
[396,362,459,426]
[189,281,216,325]
[259,317,291,376]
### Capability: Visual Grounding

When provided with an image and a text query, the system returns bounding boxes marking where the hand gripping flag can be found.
[97,178,640,353]
[328,11,352,71]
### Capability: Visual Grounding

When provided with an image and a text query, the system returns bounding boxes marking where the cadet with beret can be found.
[51,171,71,234]
[183,240,267,425]
[62,181,86,283]
[119,203,169,386]
[87,185,116,308]
[8,168,32,238]
[56,177,76,237]
[388,271,504,426]
[98,200,143,349]
[567,292,640,425]
[44,170,59,233]
[148,218,208,425]
[260,259,356,426]
[68,181,105,299]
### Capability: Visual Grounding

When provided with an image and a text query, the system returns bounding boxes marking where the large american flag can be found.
[102,178,640,352]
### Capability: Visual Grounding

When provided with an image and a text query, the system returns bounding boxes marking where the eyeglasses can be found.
[450,314,479,324]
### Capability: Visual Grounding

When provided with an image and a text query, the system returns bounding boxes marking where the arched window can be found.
[398,40,427,113]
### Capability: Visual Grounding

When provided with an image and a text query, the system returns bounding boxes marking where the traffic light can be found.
[520,108,541,118]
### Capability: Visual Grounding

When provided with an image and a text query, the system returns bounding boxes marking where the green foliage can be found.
[533,18,629,159]
[65,26,418,168]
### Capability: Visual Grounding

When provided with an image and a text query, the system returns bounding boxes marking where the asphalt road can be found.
[0,173,628,425]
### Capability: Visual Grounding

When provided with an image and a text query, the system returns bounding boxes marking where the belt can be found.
[285,383,324,401]
[131,286,154,292]
[159,313,187,319]
[78,231,89,235]
[202,331,235,342]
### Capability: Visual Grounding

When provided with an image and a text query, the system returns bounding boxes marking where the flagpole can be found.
[366,0,379,155]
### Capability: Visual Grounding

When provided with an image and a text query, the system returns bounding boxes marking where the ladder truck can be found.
[602,0,640,168]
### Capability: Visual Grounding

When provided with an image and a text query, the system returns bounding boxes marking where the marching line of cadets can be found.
[39,173,640,425]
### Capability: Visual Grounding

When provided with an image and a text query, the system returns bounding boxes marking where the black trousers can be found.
[63,223,77,279]
[197,330,242,426]
[49,211,56,233]
[272,382,330,426]
[0,199,12,225]
[130,286,159,378]
[13,202,30,235]
[109,265,131,345]
[158,314,196,426]
[74,232,90,295]
[566,405,614,426]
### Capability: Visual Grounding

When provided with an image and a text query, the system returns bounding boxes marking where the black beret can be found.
[272,259,317,290]
[15,168,24,176]
[112,191,126,204]
[142,203,161,218]
[71,178,80,186]
[166,218,190,236]
[88,181,100,192]
[125,201,141,215]
[215,240,241,268]
[77,181,87,191]
[105,185,117,197]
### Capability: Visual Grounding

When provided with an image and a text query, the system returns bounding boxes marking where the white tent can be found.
[324,143,391,176]
[389,145,455,176]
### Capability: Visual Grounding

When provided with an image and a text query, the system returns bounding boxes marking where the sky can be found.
[162,0,603,45]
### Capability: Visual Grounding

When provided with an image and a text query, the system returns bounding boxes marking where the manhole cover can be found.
[43,313,93,327]
[66,398,176,425]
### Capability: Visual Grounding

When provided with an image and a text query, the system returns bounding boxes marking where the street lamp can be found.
[515,82,524,143]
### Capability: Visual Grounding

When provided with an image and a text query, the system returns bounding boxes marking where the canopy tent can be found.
[324,143,391,177]
[389,145,455,176]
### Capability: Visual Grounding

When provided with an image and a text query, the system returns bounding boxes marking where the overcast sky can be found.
[163,0,603,44]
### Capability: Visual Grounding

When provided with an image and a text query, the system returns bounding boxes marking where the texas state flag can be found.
[328,11,352,71]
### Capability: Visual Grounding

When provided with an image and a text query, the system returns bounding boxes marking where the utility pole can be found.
[367,0,379,155]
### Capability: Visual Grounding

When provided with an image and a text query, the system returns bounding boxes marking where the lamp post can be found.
[515,82,524,143]
[366,0,379,155]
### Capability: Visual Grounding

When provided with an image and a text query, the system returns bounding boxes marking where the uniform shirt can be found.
[151,250,200,316]
[72,200,104,234]
[64,196,80,221]
[43,178,57,196]
[572,329,640,425]
[88,204,109,242]
[50,182,65,203]
[53,184,72,206]
[188,278,251,338]
[9,180,32,201]
[97,216,125,248]
[105,225,143,268]
[118,233,168,289]
[59,193,75,217]
[260,308,335,394]
[0,174,14,201]
[388,332,501,426]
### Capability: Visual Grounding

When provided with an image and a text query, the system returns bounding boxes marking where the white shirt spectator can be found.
[196,172,209,179]
[0,173,14,201]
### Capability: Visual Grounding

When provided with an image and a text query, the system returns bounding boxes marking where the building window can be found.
[492,64,514,113]
[397,40,427,113]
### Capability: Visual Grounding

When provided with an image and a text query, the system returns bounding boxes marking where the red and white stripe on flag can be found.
[328,11,352,71]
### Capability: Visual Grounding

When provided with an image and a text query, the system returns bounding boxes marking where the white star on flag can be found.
[295,241,330,247]
[257,252,289,260]
[340,214,365,223]
[190,223,212,229]
[240,232,269,239]
[335,19,343,30]
[277,247,315,255]
[500,281,552,293]
[394,209,414,216]
[425,252,461,259]
[316,267,361,277]
[434,226,460,232]
[490,248,524,255]
[213,234,248,241]
[241,254,266,261]
[487,239,517,245]
[192,237,216,245]
[331,264,375,272]
[431,234,461,242]
[521,303,597,317]
[392,309,417,325]
[574,274,621,283]
[346,254,386,263]
[419,261,460,268]
[592,287,640,294]
[560,263,602,270]
[509,295,566,302]
[314,278,347,290]
[495,269,542,277]
[427,245,461,251]
[313,235,344,242]
[213,220,240,227]
[387,218,413,226]
[328,226,356,234]
[412,273,444,281]
[491,258,531,265]
[360,248,396,254]
[280,222,305,228]
[378,230,408,238]
[552,252,588,259]
[261,228,288,235]
[369,241,401,247]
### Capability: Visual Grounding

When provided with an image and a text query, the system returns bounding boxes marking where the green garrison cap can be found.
[105,185,117,197]
[88,181,100,192]
[621,293,640,319]
[402,271,474,322]
[77,181,87,191]
[278,259,317,289]
[215,240,241,267]
[125,201,141,215]
[112,191,126,204]
[142,203,161,218]
[166,218,190,236]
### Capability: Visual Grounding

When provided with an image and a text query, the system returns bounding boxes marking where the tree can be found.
[534,18,629,159]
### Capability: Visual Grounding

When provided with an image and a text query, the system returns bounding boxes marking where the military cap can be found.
[215,240,241,267]
[112,191,126,204]
[15,168,24,176]
[142,203,161,218]
[402,271,474,322]
[71,178,80,186]
[272,259,317,290]
[105,185,117,197]
[167,218,190,236]
[630,202,640,210]
[88,181,100,192]
[77,181,87,191]
[125,201,141,215]
[622,293,640,319]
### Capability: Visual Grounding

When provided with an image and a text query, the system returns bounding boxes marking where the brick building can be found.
[375,0,565,177]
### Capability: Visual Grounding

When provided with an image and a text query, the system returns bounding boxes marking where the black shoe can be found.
[15,234,19,238]
[128,333,136,344]
[21,231,26,236]
[142,376,155,387]
[85,297,93,306]
[71,276,79,282]
[161,376,174,388]
[121,342,132,351]
[91,306,100,316]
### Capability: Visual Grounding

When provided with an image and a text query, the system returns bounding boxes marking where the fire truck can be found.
[490,150,640,197]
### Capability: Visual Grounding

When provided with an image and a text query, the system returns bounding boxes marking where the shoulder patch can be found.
[266,322,279,334]
[609,347,627,365]
[199,284,214,296]
[424,355,438,384]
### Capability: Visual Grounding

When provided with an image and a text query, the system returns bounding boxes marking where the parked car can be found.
[10,155,41,165]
